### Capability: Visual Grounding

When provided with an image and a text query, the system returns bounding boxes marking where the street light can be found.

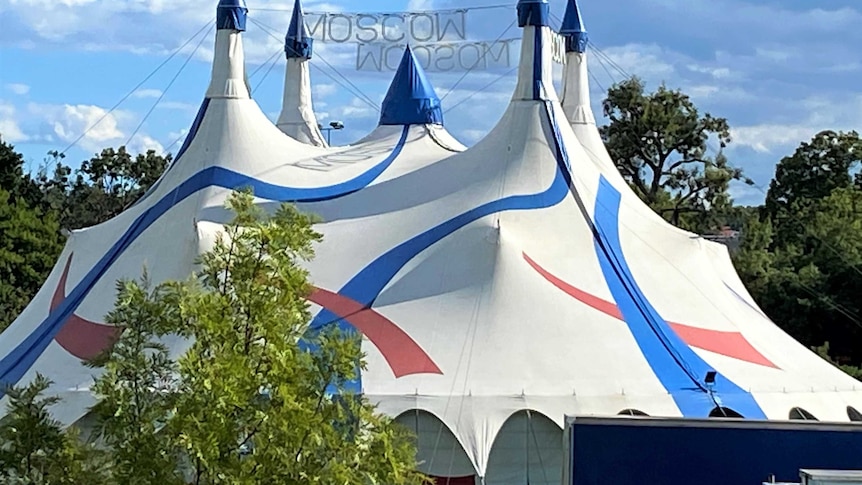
[318,120,345,145]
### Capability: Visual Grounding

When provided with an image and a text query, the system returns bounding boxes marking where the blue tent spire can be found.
[517,0,550,28]
[216,0,247,32]
[560,0,588,53]
[285,0,313,59]
[379,46,443,126]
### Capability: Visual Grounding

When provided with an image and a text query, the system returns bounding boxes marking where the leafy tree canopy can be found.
[0,189,64,332]
[601,77,753,232]
[36,147,171,230]
[88,191,428,484]
[0,374,110,484]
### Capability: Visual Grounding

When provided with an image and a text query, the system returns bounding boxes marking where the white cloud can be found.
[406,0,436,11]
[731,95,862,153]
[19,102,171,154]
[0,102,29,142]
[330,98,377,121]
[731,124,821,154]
[45,104,126,148]
[132,88,162,98]
[686,65,733,80]
[587,44,676,87]
[313,83,338,98]
[5,83,30,95]
[156,101,199,112]
[127,133,164,154]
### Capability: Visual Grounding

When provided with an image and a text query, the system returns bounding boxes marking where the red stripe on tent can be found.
[666,323,775,368]
[49,255,440,377]
[51,255,121,360]
[523,252,777,369]
[308,287,443,378]
[524,252,622,320]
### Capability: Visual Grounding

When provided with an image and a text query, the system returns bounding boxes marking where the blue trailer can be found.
[563,416,862,485]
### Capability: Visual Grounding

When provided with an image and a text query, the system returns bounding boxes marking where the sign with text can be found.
[304,8,567,72]
[305,9,469,45]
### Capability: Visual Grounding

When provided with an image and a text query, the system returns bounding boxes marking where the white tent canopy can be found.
[1,0,860,483]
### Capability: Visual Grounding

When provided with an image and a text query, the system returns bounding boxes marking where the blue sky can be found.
[2,0,862,205]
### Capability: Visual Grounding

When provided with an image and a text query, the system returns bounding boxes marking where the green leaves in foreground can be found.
[88,190,428,484]
[0,375,110,484]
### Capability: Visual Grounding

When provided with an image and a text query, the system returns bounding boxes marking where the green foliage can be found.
[601,77,753,232]
[35,147,171,230]
[766,130,862,217]
[812,342,862,380]
[0,142,169,332]
[0,190,64,332]
[0,375,110,484]
[88,276,184,485]
[1,137,40,206]
[87,191,427,484]
[734,130,862,367]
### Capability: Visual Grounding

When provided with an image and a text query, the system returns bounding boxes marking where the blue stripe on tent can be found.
[539,96,764,418]
[311,112,572,392]
[0,125,410,392]
[532,26,545,101]
[591,177,766,418]
[131,98,212,210]
[174,98,211,163]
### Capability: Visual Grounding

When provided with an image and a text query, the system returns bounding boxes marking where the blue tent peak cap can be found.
[560,0,588,53]
[379,46,443,126]
[285,0,313,59]
[216,0,247,31]
[517,0,550,28]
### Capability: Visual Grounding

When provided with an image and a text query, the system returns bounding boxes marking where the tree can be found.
[0,137,39,204]
[734,131,862,367]
[812,342,862,380]
[0,190,64,332]
[765,130,862,216]
[90,191,427,484]
[88,276,184,485]
[0,375,110,484]
[601,77,753,231]
[35,147,170,230]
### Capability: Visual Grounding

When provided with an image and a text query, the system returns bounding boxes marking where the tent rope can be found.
[439,19,517,102]
[58,18,214,156]
[125,27,211,148]
[250,49,284,96]
[443,66,518,115]
[249,16,380,112]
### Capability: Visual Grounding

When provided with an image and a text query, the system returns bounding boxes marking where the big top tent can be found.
[1,0,861,483]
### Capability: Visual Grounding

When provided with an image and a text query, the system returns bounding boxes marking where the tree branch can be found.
[295,364,333,464]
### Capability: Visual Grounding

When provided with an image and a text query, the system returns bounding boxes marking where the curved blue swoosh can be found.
[592,176,765,418]
[310,104,575,392]
[0,125,410,390]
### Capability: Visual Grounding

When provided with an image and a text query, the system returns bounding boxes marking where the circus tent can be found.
[1,0,861,483]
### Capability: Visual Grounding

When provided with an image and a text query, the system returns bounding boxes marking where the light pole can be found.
[319,120,344,145]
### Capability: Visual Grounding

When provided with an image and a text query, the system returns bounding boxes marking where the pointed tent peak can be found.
[216,0,247,32]
[379,45,443,126]
[285,0,313,59]
[560,0,588,53]
[517,0,550,28]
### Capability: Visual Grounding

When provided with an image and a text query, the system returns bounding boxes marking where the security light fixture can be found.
[705,370,717,385]
[319,121,346,144]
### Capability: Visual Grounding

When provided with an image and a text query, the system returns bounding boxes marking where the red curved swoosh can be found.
[523,252,777,368]
[308,288,442,378]
[51,255,122,360]
[52,256,440,377]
